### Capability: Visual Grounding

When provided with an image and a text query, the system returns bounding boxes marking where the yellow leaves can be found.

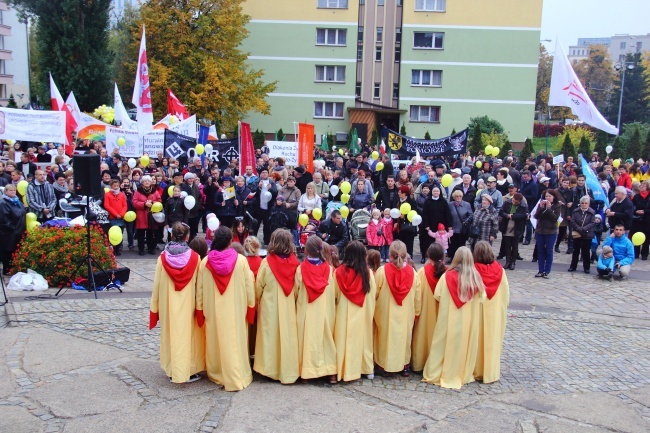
[557,126,595,147]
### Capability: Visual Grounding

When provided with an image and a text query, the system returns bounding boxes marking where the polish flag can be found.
[167,88,190,120]
[132,26,154,134]
[50,73,77,156]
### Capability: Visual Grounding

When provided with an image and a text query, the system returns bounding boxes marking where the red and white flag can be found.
[65,91,82,127]
[50,73,77,156]
[239,122,257,175]
[132,26,154,134]
[549,39,618,135]
[167,88,189,120]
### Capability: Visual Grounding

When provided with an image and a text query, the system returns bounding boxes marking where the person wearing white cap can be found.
[449,168,463,193]
[474,176,503,212]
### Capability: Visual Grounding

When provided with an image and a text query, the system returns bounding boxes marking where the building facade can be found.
[241,0,542,144]
[0,1,29,108]
[568,37,611,63]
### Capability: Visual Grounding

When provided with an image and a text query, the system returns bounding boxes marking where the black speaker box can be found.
[73,154,102,197]
[92,267,131,287]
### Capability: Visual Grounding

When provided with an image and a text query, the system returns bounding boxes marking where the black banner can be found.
[381,128,468,157]
[206,137,239,172]
[164,129,197,168]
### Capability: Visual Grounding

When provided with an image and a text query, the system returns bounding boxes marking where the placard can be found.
[106,126,141,157]
[267,141,298,166]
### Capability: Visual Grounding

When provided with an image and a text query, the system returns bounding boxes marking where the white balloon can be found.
[180,191,188,199]
[204,143,213,154]
[330,185,339,196]
[184,195,196,210]
[261,190,272,203]
[207,217,220,231]
[606,145,613,154]
[390,208,401,219]
[127,158,137,168]
[152,212,166,223]
[412,215,423,226]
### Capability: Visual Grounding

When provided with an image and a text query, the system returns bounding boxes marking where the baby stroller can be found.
[325,200,343,220]
[349,208,372,246]
[298,221,320,254]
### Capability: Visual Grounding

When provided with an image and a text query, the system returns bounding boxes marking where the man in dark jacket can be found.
[452,174,477,211]
[293,165,313,194]
[606,186,635,232]
[499,193,528,270]
[520,170,538,244]
[376,175,399,211]
[318,210,349,251]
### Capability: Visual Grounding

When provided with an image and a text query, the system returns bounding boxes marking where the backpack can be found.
[349,209,372,244]
[269,207,289,232]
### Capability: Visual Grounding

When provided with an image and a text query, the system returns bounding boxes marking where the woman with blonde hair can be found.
[254,229,301,384]
[373,240,421,377]
[422,246,485,389]
[295,235,336,382]
[243,236,263,280]
[411,243,446,372]
[297,182,322,218]
[472,241,509,384]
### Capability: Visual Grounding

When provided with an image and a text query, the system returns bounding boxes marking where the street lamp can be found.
[614,61,634,135]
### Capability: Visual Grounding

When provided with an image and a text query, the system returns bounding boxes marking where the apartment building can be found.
[0,1,29,107]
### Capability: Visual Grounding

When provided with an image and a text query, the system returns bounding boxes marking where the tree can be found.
[573,44,616,116]
[11,0,113,111]
[608,53,650,126]
[610,136,624,160]
[400,122,407,135]
[276,128,285,141]
[560,134,576,161]
[469,123,483,155]
[109,2,139,102]
[370,128,379,146]
[501,139,513,156]
[536,43,572,121]
[253,129,265,149]
[122,0,276,131]
[6,94,17,108]
[521,138,534,160]
[424,131,431,140]
[451,128,456,135]
[577,135,591,157]
[627,127,642,160]
[593,131,608,158]
[643,130,650,160]
[468,115,504,138]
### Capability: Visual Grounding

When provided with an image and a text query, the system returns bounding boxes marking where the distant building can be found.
[568,37,611,63]
[568,34,650,64]
[0,1,29,108]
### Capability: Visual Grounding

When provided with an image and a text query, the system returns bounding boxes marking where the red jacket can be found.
[366,218,393,247]
[132,187,162,230]
[618,172,632,190]
[103,191,127,220]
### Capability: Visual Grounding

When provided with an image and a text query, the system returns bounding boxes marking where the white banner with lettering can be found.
[267,141,298,166]
[106,126,141,157]
[0,107,67,143]
[142,130,165,156]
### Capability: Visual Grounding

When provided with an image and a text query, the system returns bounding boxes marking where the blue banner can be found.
[579,154,607,202]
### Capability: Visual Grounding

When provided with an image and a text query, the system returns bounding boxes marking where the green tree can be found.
[608,53,650,125]
[643,130,650,160]
[6,94,17,108]
[123,0,276,131]
[627,127,642,160]
[593,131,608,158]
[370,128,379,146]
[501,139,513,156]
[468,115,504,138]
[521,138,534,160]
[424,131,431,140]
[610,136,624,160]
[536,44,573,122]
[577,135,591,157]
[276,128,285,141]
[400,122,407,135]
[451,128,456,135]
[469,123,483,155]
[11,0,113,111]
[109,2,139,101]
[560,134,576,161]
[253,129,265,148]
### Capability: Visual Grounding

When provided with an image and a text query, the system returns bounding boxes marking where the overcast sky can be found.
[541,0,650,54]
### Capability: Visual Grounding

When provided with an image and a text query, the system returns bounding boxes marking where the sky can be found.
[541,0,650,54]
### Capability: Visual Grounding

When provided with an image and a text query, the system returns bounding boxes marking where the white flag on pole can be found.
[65,91,81,126]
[132,25,154,135]
[548,40,618,135]
[114,83,137,130]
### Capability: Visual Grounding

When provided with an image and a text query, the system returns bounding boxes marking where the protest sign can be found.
[106,126,141,157]
[267,141,298,166]
[0,107,67,143]
[382,128,468,157]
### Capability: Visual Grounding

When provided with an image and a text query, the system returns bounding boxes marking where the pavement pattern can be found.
[1,237,649,432]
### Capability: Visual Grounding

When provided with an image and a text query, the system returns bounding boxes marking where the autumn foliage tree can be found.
[123,0,276,132]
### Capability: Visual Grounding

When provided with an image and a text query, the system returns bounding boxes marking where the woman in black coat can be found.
[568,196,596,273]
[0,184,27,275]
[420,186,453,263]
[498,193,528,270]
[631,180,650,260]
[393,186,418,258]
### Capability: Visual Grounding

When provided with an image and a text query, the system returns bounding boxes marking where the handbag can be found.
[454,204,471,235]
[468,223,480,238]
[572,211,586,238]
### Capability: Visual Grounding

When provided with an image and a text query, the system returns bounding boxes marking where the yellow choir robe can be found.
[150,255,205,383]
[411,266,442,372]
[197,254,256,391]
[473,264,510,383]
[294,263,337,379]
[253,258,300,384]
[333,269,377,382]
[373,264,421,373]
[422,271,484,389]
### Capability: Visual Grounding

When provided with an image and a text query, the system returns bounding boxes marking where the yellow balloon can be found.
[492,146,500,157]
[375,162,384,172]
[168,185,175,197]
[17,180,28,196]
[108,226,123,246]
[374,191,379,200]
[140,155,150,167]
[117,137,126,146]
[22,195,28,205]
[338,149,344,155]
[151,202,163,213]
[475,160,483,169]
[341,193,350,204]
[485,145,494,156]
[632,232,646,246]
[124,211,136,222]
[26,212,37,223]
[104,187,110,194]
[400,202,411,215]
[196,144,205,155]
[27,221,41,232]
[339,206,349,218]
[298,213,309,227]
[312,207,322,220]
[407,210,417,222]
[440,173,453,188]
[340,181,352,194]
[613,159,621,168]
[371,151,379,160]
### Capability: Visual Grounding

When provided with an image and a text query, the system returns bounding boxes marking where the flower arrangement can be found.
[12,224,116,288]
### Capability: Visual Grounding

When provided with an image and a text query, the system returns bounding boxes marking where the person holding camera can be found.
[533,189,563,278]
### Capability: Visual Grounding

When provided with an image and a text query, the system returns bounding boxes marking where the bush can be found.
[12,224,116,288]
[533,123,564,137]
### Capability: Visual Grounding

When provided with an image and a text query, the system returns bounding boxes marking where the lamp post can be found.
[614,61,634,135]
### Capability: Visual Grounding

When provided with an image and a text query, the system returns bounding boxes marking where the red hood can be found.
[383,263,414,306]
[266,254,300,296]
[423,263,446,295]
[160,252,199,291]
[335,265,366,307]
[474,262,503,300]
[300,260,331,303]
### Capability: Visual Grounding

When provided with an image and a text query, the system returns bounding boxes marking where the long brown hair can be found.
[426,243,446,279]
[267,229,295,256]
[341,241,370,294]
[472,241,495,265]
[366,249,381,273]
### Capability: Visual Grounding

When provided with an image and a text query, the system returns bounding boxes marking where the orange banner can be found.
[298,123,314,173]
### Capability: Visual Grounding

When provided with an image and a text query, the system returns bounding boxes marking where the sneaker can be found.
[619,275,627,281]
[607,274,613,281]
[366,374,375,380]
[542,272,549,279]
[534,272,544,278]
[186,374,201,383]
[401,367,410,377]
[584,270,590,274]
[523,240,530,245]
[567,268,576,272]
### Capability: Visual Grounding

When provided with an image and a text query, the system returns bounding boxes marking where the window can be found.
[393,84,399,99]
[413,32,444,49]
[410,105,440,122]
[395,46,401,61]
[318,0,348,8]
[357,46,363,60]
[315,65,346,83]
[376,27,383,43]
[316,28,347,46]
[314,102,345,118]
[358,26,364,42]
[397,0,402,5]
[415,0,445,11]
[355,82,361,97]
[374,83,380,98]
[411,69,442,86]
[0,36,4,50]
[359,0,365,4]
[0,60,5,75]
[636,41,642,52]
[378,0,384,5]
[375,46,382,61]
[395,28,401,43]
[620,41,626,50]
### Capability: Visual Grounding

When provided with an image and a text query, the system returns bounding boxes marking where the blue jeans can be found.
[380,245,389,261]
[535,233,557,274]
